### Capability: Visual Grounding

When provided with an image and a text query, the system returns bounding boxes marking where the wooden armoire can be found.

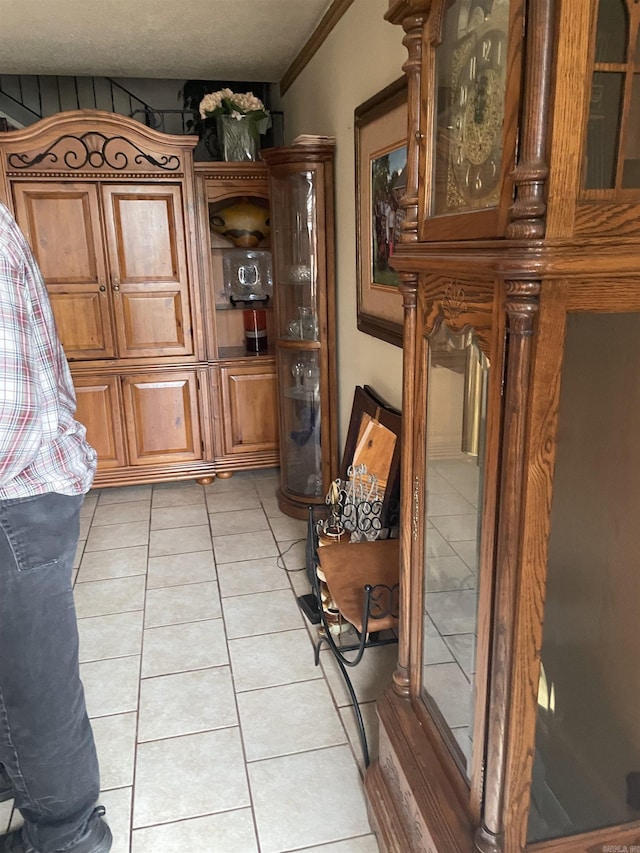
[0,111,279,486]
[366,1,640,852]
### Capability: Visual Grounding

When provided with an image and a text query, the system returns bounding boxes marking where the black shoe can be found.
[0,806,112,853]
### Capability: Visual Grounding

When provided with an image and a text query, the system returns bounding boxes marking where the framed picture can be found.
[340,385,402,528]
[355,77,408,347]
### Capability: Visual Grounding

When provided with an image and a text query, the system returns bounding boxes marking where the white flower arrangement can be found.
[199,88,269,126]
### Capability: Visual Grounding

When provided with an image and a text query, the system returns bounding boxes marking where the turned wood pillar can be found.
[475,280,540,853]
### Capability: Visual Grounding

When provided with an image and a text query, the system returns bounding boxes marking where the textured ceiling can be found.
[0,0,333,81]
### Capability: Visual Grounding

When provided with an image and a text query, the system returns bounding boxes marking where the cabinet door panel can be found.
[12,183,115,360]
[220,364,279,455]
[73,374,127,469]
[122,371,202,465]
[101,185,193,358]
[119,288,188,352]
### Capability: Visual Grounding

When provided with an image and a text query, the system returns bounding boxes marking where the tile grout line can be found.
[69,474,380,852]
[125,482,151,846]
[212,481,263,853]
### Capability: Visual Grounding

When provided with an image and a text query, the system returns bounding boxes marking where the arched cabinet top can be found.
[0,110,198,181]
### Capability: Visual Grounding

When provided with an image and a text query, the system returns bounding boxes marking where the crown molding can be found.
[279,0,356,95]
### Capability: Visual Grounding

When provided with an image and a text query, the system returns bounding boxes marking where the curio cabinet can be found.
[262,143,338,519]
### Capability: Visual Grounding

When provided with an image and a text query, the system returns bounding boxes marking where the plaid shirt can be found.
[0,201,96,499]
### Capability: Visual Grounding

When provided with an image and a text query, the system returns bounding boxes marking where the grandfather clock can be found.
[366,1,640,852]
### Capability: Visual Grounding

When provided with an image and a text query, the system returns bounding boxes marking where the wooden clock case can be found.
[366,2,640,852]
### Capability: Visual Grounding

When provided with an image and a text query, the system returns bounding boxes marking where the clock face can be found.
[432,0,511,215]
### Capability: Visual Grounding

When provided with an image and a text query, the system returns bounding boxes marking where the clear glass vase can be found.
[216,115,260,162]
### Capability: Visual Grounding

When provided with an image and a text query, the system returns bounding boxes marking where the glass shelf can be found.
[218,345,275,359]
[283,385,320,401]
[215,302,273,311]
[276,279,315,287]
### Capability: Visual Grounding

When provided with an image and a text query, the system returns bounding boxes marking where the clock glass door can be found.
[421,322,489,776]
[528,313,640,842]
[583,0,640,191]
[432,0,511,215]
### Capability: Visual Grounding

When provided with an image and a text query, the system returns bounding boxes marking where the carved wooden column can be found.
[385,1,431,695]
[386,1,431,244]
[501,280,569,852]
[475,280,540,853]
[506,0,555,239]
[393,273,419,696]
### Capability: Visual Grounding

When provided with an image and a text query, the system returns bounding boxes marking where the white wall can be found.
[278,0,407,446]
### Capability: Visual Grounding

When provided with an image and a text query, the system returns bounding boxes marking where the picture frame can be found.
[340,385,402,530]
[355,77,408,347]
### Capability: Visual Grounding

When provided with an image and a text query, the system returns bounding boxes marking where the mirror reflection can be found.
[421,323,489,776]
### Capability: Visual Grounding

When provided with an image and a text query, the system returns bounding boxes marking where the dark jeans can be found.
[0,492,100,852]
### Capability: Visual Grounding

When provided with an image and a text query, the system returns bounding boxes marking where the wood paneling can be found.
[12,182,115,360]
[74,374,126,469]
[121,370,202,465]
[102,184,193,359]
[219,364,279,455]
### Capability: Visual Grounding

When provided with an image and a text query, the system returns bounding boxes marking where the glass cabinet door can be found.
[270,170,319,343]
[263,145,338,518]
[584,0,640,191]
[277,347,322,498]
[528,312,640,843]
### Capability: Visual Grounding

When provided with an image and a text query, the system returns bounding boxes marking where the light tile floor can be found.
[1,470,392,853]
[423,455,480,770]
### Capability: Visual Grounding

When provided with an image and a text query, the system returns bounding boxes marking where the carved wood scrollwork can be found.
[7,132,182,172]
[442,281,469,321]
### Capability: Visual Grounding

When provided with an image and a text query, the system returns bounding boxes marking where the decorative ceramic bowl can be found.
[210,198,270,248]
